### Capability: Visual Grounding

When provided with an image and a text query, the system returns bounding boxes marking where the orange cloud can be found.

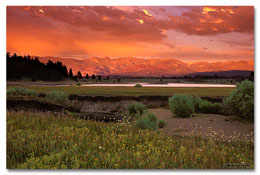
[6,6,254,62]
[137,19,144,24]
[142,9,152,17]
[210,19,223,24]
[202,7,216,14]
[171,6,254,35]
[102,16,109,21]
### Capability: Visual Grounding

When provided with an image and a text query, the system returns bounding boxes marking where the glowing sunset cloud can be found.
[102,16,109,21]
[7,6,254,62]
[202,7,216,14]
[142,9,152,17]
[137,19,144,24]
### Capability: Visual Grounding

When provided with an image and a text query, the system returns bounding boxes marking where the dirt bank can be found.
[7,99,65,112]
[6,98,123,122]
[69,95,223,103]
[149,109,254,141]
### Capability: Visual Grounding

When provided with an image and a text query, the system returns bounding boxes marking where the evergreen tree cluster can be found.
[7,52,69,81]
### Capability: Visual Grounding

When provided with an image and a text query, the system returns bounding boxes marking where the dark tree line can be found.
[7,52,111,82]
[7,52,254,83]
[7,52,69,81]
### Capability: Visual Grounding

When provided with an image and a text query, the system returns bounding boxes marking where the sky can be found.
[7,6,254,62]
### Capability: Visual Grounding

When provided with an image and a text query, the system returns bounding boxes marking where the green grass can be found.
[7,112,253,169]
[7,87,39,97]
[7,86,234,97]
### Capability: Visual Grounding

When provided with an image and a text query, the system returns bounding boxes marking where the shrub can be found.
[46,90,69,104]
[7,87,38,97]
[223,80,254,121]
[192,97,203,112]
[76,83,81,86]
[191,96,224,114]
[209,103,224,114]
[147,113,157,123]
[126,102,147,117]
[198,100,212,113]
[158,120,167,128]
[134,84,142,88]
[168,95,194,118]
[135,113,158,130]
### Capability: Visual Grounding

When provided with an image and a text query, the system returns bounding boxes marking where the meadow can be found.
[6,80,253,169]
[7,112,254,169]
[7,86,234,97]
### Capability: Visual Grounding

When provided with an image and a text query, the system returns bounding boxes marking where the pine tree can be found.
[91,74,96,80]
[77,71,82,79]
[69,68,73,79]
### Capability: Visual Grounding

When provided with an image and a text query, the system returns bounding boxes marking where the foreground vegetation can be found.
[224,80,254,121]
[7,86,234,97]
[167,80,254,122]
[7,112,253,169]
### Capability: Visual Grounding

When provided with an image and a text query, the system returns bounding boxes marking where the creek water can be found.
[81,83,235,88]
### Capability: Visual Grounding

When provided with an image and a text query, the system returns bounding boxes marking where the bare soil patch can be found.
[148,109,254,141]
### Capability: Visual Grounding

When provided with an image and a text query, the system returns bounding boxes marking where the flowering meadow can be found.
[7,112,253,169]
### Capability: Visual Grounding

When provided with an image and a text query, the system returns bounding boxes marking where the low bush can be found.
[7,87,38,97]
[76,83,81,86]
[223,80,254,121]
[198,100,213,113]
[135,113,158,130]
[158,120,167,128]
[200,101,212,113]
[126,102,147,117]
[208,103,224,114]
[134,84,142,88]
[46,90,69,104]
[147,113,157,123]
[191,96,224,114]
[192,97,203,112]
[168,95,194,118]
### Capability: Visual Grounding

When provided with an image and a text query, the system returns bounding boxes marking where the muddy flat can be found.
[148,109,254,141]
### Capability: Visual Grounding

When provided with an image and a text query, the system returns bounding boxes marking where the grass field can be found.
[7,86,235,97]
[7,112,253,169]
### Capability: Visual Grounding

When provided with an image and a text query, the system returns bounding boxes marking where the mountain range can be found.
[38,56,254,77]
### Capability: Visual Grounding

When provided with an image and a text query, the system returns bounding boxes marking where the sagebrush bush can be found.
[192,97,203,112]
[223,80,254,121]
[46,90,69,104]
[134,84,142,88]
[168,95,194,118]
[7,87,38,97]
[208,103,224,114]
[191,96,224,114]
[158,120,167,128]
[147,113,157,123]
[135,113,158,130]
[126,102,147,117]
[198,100,212,113]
